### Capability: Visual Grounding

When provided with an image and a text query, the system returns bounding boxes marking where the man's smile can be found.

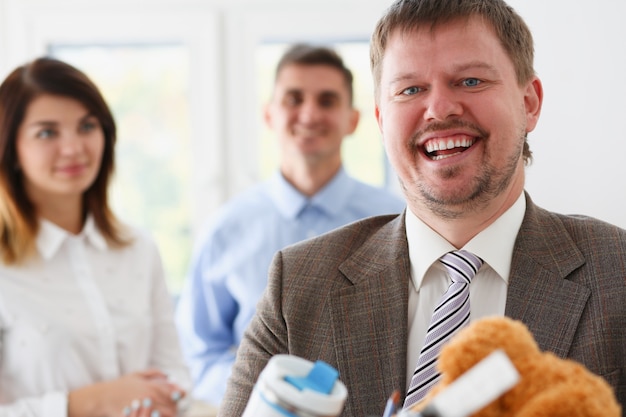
[423,135,477,161]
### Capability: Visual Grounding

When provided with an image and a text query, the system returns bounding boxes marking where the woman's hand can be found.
[120,395,183,417]
[68,369,186,417]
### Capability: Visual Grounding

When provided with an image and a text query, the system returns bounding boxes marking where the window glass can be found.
[50,44,192,293]
[256,41,392,187]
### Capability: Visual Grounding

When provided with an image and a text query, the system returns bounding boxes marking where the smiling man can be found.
[219,2,626,416]
[175,43,405,407]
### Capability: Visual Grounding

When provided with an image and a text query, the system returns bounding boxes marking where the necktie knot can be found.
[439,250,483,284]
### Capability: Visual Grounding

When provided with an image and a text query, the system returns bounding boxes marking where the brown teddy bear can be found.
[410,316,622,417]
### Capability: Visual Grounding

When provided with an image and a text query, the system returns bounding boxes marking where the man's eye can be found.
[401,86,421,96]
[284,95,302,107]
[319,98,338,108]
[462,78,481,87]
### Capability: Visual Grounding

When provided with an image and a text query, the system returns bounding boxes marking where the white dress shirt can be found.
[0,217,190,417]
[405,193,526,387]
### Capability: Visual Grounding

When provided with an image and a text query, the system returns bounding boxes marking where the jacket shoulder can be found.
[284,213,402,255]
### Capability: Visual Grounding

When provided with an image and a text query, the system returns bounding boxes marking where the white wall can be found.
[1,0,625,230]
[509,0,626,229]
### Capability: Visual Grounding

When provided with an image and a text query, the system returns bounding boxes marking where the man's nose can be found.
[423,86,463,122]
[297,100,323,123]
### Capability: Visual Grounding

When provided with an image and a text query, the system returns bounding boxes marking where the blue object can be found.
[284,360,339,395]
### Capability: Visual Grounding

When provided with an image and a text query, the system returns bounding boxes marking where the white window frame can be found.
[1,0,223,238]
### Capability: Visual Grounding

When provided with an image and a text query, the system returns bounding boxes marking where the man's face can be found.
[375,17,542,219]
[265,64,359,167]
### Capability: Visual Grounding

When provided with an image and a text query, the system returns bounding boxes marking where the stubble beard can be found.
[404,129,526,220]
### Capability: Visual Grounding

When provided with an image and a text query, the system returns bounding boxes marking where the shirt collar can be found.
[406,192,526,289]
[268,167,353,219]
[36,215,108,260]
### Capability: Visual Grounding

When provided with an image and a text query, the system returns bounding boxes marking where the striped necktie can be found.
[404,250,483,409]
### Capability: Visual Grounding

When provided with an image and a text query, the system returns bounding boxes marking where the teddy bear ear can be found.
[438,316,539,378]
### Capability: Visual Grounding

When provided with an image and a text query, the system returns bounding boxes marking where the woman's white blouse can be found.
[0,217,191,417]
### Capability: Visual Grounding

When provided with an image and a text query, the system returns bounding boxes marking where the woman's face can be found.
[16,94,105,206]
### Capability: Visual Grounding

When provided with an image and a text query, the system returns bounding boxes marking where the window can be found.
[2,3,221,295]
[51,44,193,293]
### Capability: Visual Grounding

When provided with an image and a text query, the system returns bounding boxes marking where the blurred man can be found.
[175,43,405,406]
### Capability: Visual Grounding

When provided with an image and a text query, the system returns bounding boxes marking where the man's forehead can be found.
[276,65,346,88]
[278,86,341,96]
[274,85,348,104]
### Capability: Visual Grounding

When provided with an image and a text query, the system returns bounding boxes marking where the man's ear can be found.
[347,108,360,135]
[263,102,273,129]
[524,77,543,133]
[375,103,384,138]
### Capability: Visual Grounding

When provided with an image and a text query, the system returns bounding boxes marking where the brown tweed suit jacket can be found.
[219,193,626,417]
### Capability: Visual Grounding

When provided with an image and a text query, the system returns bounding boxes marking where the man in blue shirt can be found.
[174,43,405,406]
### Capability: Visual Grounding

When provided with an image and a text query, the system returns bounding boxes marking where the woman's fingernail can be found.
[142,398,152,408]
[123,406,131,416]
[151,411,160,417]
[171,391,181,402]
[131,399,141,410]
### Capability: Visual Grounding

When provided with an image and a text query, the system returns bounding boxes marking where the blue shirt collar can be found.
[268,167,354,219]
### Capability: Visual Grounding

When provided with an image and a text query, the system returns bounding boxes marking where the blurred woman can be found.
[0,57,190,417]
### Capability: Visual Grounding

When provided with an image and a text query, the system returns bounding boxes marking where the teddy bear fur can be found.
[411,316,621,417]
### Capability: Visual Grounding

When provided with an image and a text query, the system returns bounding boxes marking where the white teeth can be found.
[432,152,462,161]
[425,137,475,154]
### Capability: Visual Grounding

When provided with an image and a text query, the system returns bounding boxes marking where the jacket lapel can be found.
[506,194,590,357]
[330,213,410,416]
